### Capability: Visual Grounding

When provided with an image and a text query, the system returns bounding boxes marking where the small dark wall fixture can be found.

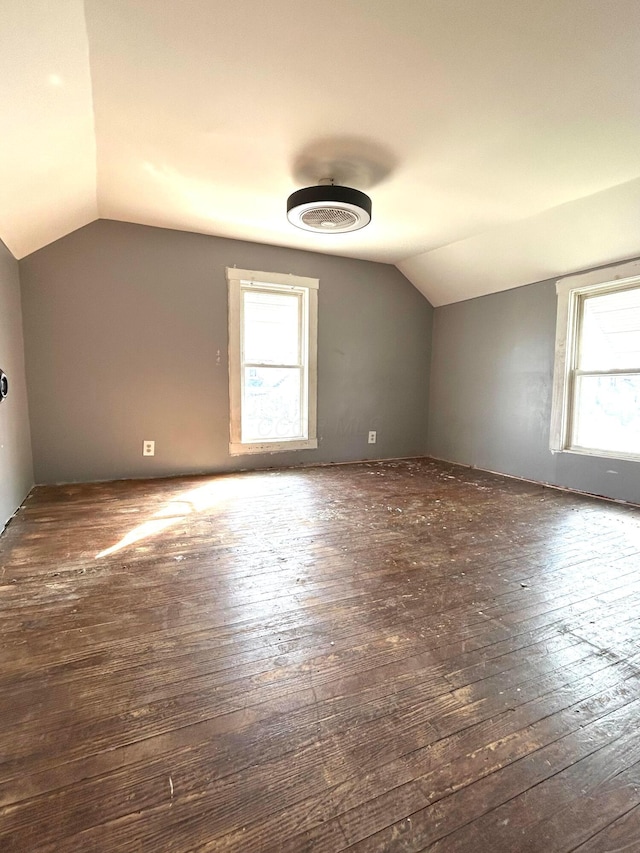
[0,369,8,402]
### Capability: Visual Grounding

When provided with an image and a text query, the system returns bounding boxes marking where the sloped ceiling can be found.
[0,1,96,260]
[3,0,640,305]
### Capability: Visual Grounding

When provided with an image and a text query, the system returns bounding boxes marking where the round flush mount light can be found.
[286,184,372,233]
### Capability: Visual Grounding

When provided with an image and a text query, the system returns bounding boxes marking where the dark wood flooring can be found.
[1,458,640,852]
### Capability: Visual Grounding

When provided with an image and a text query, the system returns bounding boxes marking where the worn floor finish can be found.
[1,459,640,852]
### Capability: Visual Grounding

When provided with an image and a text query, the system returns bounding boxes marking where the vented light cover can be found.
[287,185,372,233]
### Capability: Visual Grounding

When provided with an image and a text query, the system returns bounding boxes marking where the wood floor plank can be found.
[571,802,640,851]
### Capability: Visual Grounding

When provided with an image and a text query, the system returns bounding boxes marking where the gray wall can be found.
[0,239,33,530]
[428,277,639,504]
[20,220,432,484]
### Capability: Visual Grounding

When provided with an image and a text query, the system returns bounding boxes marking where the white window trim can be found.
[550,258,640,461]
[226,267,318,456]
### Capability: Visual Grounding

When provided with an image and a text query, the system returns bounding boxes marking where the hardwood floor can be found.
[1,457,640,852]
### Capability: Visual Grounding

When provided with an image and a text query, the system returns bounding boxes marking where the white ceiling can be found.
[3,0,640,305]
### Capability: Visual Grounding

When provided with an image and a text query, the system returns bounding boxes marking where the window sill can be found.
[553,446,640,464]
[229,438,318,456]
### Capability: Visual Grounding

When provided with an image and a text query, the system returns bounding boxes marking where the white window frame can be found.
[227,267,318,456]
[550,258,640,461]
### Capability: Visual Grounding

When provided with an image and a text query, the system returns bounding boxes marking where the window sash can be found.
[241,365,305,443]
[579,289,640,371]
[241,285,304,368]
[574,369,640,378]
[569,372,640,458]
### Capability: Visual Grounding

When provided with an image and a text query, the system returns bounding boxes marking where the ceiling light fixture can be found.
[287,182,372,233]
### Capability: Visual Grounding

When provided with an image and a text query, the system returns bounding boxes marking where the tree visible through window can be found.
[227,268,318,455]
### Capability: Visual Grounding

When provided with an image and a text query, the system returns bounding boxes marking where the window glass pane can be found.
[572,374,640,456]
[580,287,640,370]
[242,367,303,442]
[243,290,300,365]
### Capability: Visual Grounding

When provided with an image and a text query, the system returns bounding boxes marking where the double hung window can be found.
[551,261,640,461]
[227,268,318,455]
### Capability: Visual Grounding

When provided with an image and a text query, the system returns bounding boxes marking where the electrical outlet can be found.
[368,430,377,444]
[143,440,155,457]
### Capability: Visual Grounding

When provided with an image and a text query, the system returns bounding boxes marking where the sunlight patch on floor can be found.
[95,477,245,558]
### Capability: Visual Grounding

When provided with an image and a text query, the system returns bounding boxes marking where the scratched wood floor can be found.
[2,458,640,852]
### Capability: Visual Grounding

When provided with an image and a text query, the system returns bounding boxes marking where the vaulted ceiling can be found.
[3,0,640,305]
